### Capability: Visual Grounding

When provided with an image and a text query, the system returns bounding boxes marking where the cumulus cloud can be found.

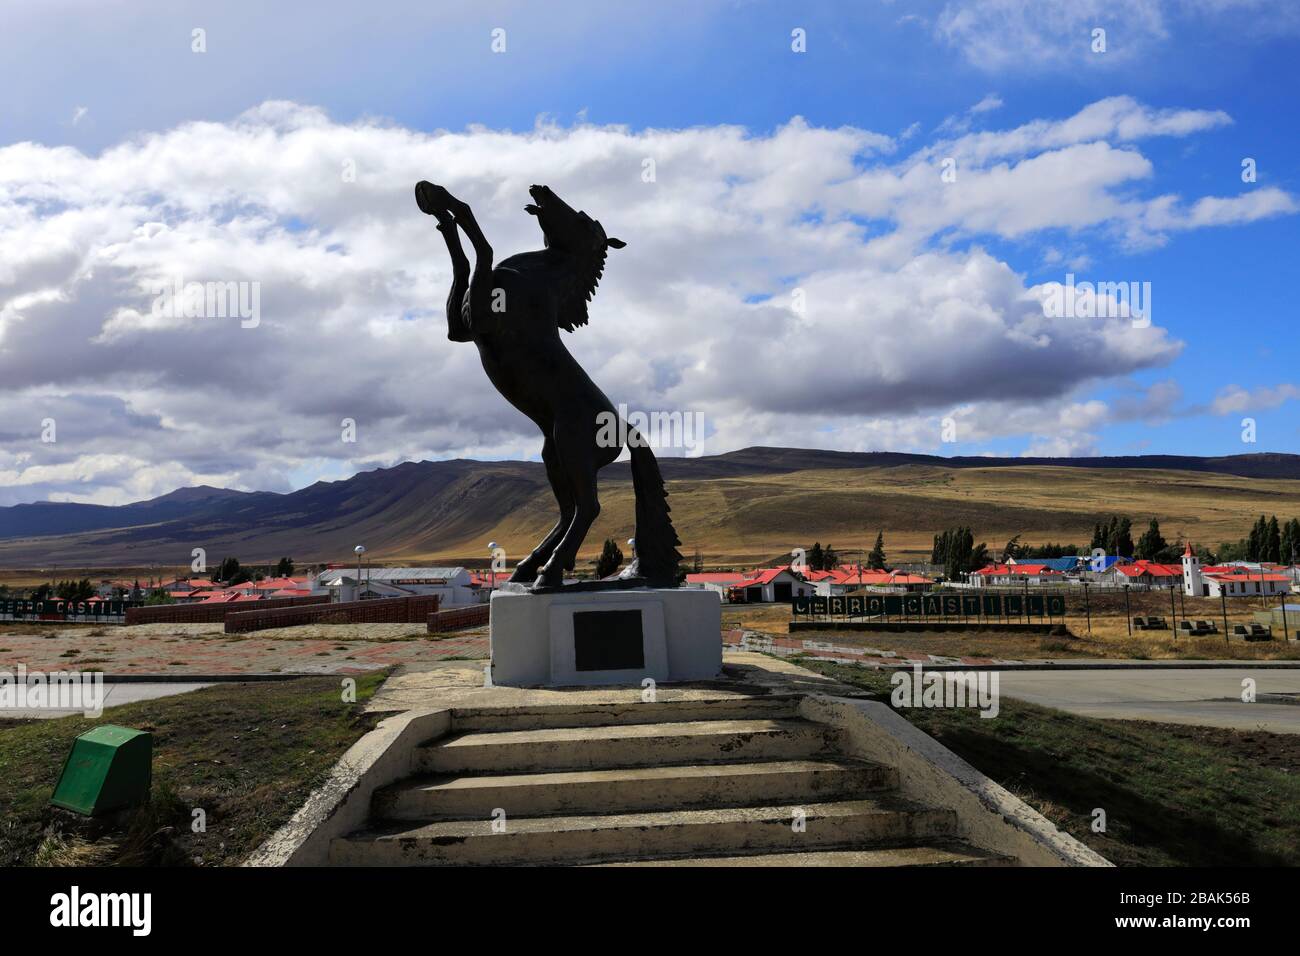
[0,99,1292,504]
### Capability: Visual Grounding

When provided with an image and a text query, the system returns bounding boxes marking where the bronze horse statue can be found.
[415,180,681,591]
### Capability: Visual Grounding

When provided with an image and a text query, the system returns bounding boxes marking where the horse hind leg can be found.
[532,429,602,591]
[509,439,573,583]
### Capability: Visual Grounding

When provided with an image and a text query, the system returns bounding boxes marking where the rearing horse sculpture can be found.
[416,181,682,591]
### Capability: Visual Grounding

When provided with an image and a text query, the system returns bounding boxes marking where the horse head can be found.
[525,185,626,329]
[525,184,626,255]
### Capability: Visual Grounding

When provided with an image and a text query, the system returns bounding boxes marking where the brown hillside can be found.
[1,456,1297,570]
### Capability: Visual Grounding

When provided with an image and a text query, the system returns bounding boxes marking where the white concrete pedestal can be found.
[488,588,723,687]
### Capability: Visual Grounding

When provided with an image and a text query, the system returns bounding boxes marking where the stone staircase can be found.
[329,694,1013,866]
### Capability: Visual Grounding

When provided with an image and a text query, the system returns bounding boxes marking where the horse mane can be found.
[554,214,613,332]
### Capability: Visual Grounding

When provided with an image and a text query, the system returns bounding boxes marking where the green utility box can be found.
[50,725,152,816]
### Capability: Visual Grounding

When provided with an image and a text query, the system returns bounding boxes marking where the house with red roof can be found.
[1106,560,1183,588]
[683,571,750,600]
[726,566,816,604]
[1201,565,1293,597]
[814,568,932,595]
[968,563,1064,586]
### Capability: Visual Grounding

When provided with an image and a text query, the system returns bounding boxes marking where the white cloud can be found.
[1210,383,1300,415]
[935,0,1300,71]
[0,99,1290,504]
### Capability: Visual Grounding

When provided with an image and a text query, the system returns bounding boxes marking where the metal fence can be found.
[224,594,440,634]
[125,594,329,626]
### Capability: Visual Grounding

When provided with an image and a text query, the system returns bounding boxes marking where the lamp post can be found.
[488,541,498,593]
[353,545,367,601]
[1221,589,1230,644]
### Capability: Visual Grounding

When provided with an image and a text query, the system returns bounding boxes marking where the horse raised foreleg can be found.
[415,182,493,329]
[509,438,574,583]
[449,202,496,328]
[436,215,471,341]
[415,181,472,341]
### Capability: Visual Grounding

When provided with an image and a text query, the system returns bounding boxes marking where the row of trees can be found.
[1221,515,1300,564]
[1087,516,1187,562]
[1013,541,1083,559]
[785,534,886,574]
[931,527,990,579]
[208,556,295,585]
[802,542,841,571]
[29,578,98,602]
[932,512,1299,572]
[20,556,301,600]
[1090,516,1136,560]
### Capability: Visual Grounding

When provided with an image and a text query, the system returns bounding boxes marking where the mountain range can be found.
[2,447,1299,569]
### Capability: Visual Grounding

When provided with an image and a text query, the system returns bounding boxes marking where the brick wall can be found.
[426,603,490,633]
[125,594,329,626]
[224,595,440,634]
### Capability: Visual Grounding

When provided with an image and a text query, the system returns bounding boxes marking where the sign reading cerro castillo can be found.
[0,599,141,620]
[793,592,1066,620]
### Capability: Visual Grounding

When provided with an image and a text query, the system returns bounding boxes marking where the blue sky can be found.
[1,0,1298,505]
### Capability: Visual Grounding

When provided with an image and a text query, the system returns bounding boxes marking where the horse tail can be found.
[627,431,682,585]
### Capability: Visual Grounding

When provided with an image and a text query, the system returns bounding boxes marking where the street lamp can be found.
[488,541,498,592]
[353,545,367,600]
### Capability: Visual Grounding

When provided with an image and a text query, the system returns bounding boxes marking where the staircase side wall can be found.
[799,696,1111,867]
[245,707,452,867]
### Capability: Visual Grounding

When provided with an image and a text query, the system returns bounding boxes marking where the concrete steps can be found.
[451,694,802,731]
[376,758,897,820]
[331,694,1011,867]
[418,718,840,774]
[329,797,958,866]
[594,843,1015,867]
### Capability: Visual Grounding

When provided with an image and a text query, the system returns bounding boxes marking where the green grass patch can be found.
[798,659,1300,866]
[0,671,387,867]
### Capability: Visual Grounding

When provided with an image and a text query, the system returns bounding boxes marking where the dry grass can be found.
[803,661,1300,866]
[1,673,386,866]
[400,463,1300,566]
[0,566,187,589]
[32,832,119,867]
[2,462,1296,570]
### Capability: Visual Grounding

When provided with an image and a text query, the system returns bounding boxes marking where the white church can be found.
[1182,543,1293,598]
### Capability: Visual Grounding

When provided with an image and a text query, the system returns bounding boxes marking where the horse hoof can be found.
[531,569,562,591]
[415,181,454,215]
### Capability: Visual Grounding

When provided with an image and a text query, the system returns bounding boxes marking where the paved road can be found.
[1,682,213,720]
[997,668,1300,733]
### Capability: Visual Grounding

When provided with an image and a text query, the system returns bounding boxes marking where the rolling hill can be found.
[1,447,1298,569]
